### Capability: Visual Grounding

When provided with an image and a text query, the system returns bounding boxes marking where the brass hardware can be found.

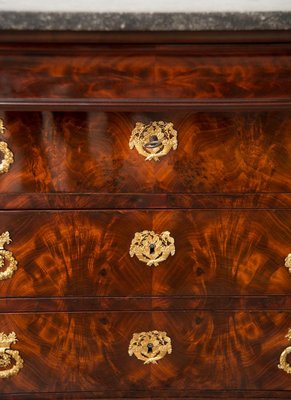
[278,329,291,374]
[129,230,175,267]
[0,119,13,175]
[0,332,24,379]
[128,330,172,364]
[0,232,18,281]
[129,121,178,161]
[285,254,291,273]
[0,119,5,135]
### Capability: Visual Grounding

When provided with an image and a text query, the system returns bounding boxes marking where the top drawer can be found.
[0,43,290,99]
[0,110,290,195]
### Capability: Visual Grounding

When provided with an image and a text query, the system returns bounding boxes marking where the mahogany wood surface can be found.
[0,43,290,101]
[0,311,291,395]
[0,31,290,399]
[1,30,291,44]
[0,210,290,298]
[0,111,290,197]
[1,99,291,112]
[0,295,291,313]
[1,394,291,400]
[0,193,291,210]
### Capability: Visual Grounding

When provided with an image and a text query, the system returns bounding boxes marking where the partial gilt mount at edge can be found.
[0,119,14,174]
[0,332,24,379]
[0,231,18,281]
[278,329,291,374]
[285,254,291,273]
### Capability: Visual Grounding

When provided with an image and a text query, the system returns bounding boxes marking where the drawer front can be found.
[0,44,290,100]
[0,111,290,194]
[0,210,290,297]
[0,311,290,394]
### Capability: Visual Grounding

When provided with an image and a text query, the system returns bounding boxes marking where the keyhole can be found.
[149,243,155,254]
[144,135,161,149]
[147,343,153,353]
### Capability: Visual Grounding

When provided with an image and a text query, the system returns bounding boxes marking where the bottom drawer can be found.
[0,311,291,396]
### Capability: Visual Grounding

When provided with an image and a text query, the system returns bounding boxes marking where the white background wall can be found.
[0,0,290,12]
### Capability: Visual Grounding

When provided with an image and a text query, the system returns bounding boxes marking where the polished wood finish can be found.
[0,210,289,298]
[1,394,291,400]
[0,311,291,395]
[0,111,290,196]
[0,42,290,101]
[0,193,291,210]
[2,99,291,112]
[0,295,291,313]
[1,30,291,44]
[0,31,290,399]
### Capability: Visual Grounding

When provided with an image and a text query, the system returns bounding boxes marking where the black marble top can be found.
[0,11,290,31]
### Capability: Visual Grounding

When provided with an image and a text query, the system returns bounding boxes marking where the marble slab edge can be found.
[0,11,290,31]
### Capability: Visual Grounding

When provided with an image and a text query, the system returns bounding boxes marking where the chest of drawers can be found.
[0,31,290,400]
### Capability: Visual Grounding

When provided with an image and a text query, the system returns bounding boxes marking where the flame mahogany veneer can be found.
[0,312,291,395]
[0,210,290,298]
[0,31,290,399]
[0,111,290,198]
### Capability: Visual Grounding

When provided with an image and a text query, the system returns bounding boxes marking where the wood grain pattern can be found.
[0,111,290,195]
[0,296,291,313]
[0,43,290,100]
[1,394,291,400]
[0,193,291,210]
[0,210,290,298]
[0,311,291,394]
[2,98,291,112]
[0,32,290,400]
[1,30,291,44]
